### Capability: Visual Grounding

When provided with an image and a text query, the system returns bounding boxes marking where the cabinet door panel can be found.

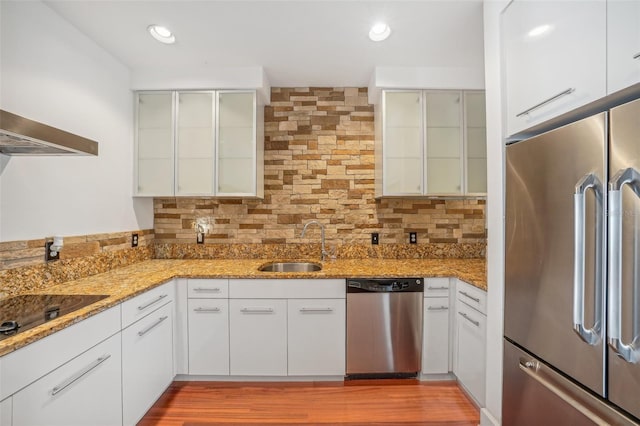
[178,128,214,158]
[423,297,450,375]
[385,158,423,195]
[503,0,606,136]
[138,129,173,159]
[427,159,461,194]
[217,158,254,194]
[178,92,213,127]
[607,0,640,93]
[384,91,422,127]
[456,302,486,405]
[138,93,172,129]
[218,128,254,158]
[229,299,287,376]
[188,299,229,375]
[467,159,487,194]
[288,299,345,376]
[137,159,174,195]
[425,92,461,127]
[12,334,122,426]
[122,302,174,426]
[177,158,214,195]
[427,128,461,158]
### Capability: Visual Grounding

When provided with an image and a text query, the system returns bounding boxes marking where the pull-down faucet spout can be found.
[301,220,328,261]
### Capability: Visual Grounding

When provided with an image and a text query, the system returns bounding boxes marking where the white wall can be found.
[482,1,509,425]
[0,1,153,241]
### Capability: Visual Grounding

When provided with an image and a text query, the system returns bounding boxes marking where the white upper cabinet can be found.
[135,90,263,198]
[607,0,640,94]
[217,91,259,196]
[377,89,486,197]
[136,92,174,196]
[502,0,607,136]
[176,91,215,196]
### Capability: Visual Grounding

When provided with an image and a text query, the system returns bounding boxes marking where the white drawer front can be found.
[424,277,450,297]
[121,281,174,328]
[187,279,229,298]
[229,279,345,299]
[456,279,487,315]
[1,305,120,401]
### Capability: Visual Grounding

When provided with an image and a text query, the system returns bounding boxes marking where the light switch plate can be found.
[371,233,379,245]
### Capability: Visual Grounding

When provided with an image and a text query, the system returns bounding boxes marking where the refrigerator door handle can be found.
[518,358,611,425]
[608,167,640,364]
[573,173,603,345]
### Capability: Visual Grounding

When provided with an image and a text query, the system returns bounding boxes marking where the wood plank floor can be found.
[139,380,480,425]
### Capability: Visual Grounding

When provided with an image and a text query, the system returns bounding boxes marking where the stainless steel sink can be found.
[258,261,322,272]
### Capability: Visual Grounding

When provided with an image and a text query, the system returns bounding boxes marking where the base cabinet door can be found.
[287,299,345,376]
[122,302,174,426]
[455,301,486,405]
[229,299,287,376]
[422,297,450,375]
[188,299,229,375]
[12,333,122,426]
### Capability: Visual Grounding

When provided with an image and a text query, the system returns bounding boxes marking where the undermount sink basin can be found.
[258,261,322,273]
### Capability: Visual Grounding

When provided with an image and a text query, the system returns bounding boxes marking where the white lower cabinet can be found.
[12,333,122,426]
[122,301,174,425]
[287,299,345,376]
[0,397,11,425]
[187,298,229,375]
[229,299,287,376]
[422,296,450,375]
[454,294,486,406]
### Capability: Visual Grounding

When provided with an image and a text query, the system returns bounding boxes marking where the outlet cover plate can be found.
[131,233,139,247]
[409,232,417,244]
[45,241,60,262]
[371,233,379,245]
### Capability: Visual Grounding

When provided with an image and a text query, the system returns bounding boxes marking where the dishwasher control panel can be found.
[346,278,423,293]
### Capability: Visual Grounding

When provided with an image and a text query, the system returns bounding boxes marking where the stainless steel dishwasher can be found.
[346,278,423,378]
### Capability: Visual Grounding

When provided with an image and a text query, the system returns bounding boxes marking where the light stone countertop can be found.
[0,258,486,357]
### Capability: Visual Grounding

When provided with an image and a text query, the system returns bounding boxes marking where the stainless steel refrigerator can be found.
[504,97,640,425]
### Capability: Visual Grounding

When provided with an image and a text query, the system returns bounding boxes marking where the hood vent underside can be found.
[0,110,98,156]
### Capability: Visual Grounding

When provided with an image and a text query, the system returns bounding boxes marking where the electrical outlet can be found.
[409,232,417,244]
[371,233,379,245]
[45,241,60,262]
[197,233,205,244]
[131,233,139,247]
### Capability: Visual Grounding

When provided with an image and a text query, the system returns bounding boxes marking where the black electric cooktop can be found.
[0,294,109,341]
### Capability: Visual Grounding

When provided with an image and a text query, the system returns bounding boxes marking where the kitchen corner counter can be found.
[0,258,485,357]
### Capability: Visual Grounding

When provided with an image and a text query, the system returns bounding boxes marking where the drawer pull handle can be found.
[138,316,169,336]
[428,286,448,290]
[51,354,111,396]
[633,52,640,60]
[459,291,480,303]
[240,307,274,314]
[299,307,333,313]
[427,306,449,311]
[459,312,480,327]
[193,287,221,293]
[194,307,221,313]
[516,88,575,117]
[138,294,168,311]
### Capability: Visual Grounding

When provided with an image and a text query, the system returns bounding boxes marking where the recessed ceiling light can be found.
[369,22,391,42]
[147,24,175,44]
[527,24,552,38]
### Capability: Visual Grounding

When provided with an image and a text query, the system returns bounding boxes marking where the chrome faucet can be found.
[301,220,328,261]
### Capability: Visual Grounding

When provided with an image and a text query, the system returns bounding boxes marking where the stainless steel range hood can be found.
[0,110,98,156]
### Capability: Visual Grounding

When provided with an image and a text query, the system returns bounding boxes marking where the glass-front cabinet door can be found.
[176,91,215,196]
[135,92,174,196]
[382,90,424,195]
[425,91,463,195]
[216,91,257,196]
[464,91,487,194]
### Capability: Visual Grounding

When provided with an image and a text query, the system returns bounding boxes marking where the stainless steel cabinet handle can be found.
[572,173,603,345]
[428,286,448,290]
[518,358,607,424]
[459,291,480,303]
[51,354,111,396]
[458,312,480,327]
[299,307,333,313]
[138,316,169,336]
[516,88,575,117]
[427,306,448,311]
[608,168,640,363]
[194,307,221,313]
[193,287,221,293]
[137,294,168,311]
[240,307,274,314]
[633,52,640,60]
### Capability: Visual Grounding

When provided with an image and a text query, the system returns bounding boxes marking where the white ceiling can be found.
[44,0,485,88]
